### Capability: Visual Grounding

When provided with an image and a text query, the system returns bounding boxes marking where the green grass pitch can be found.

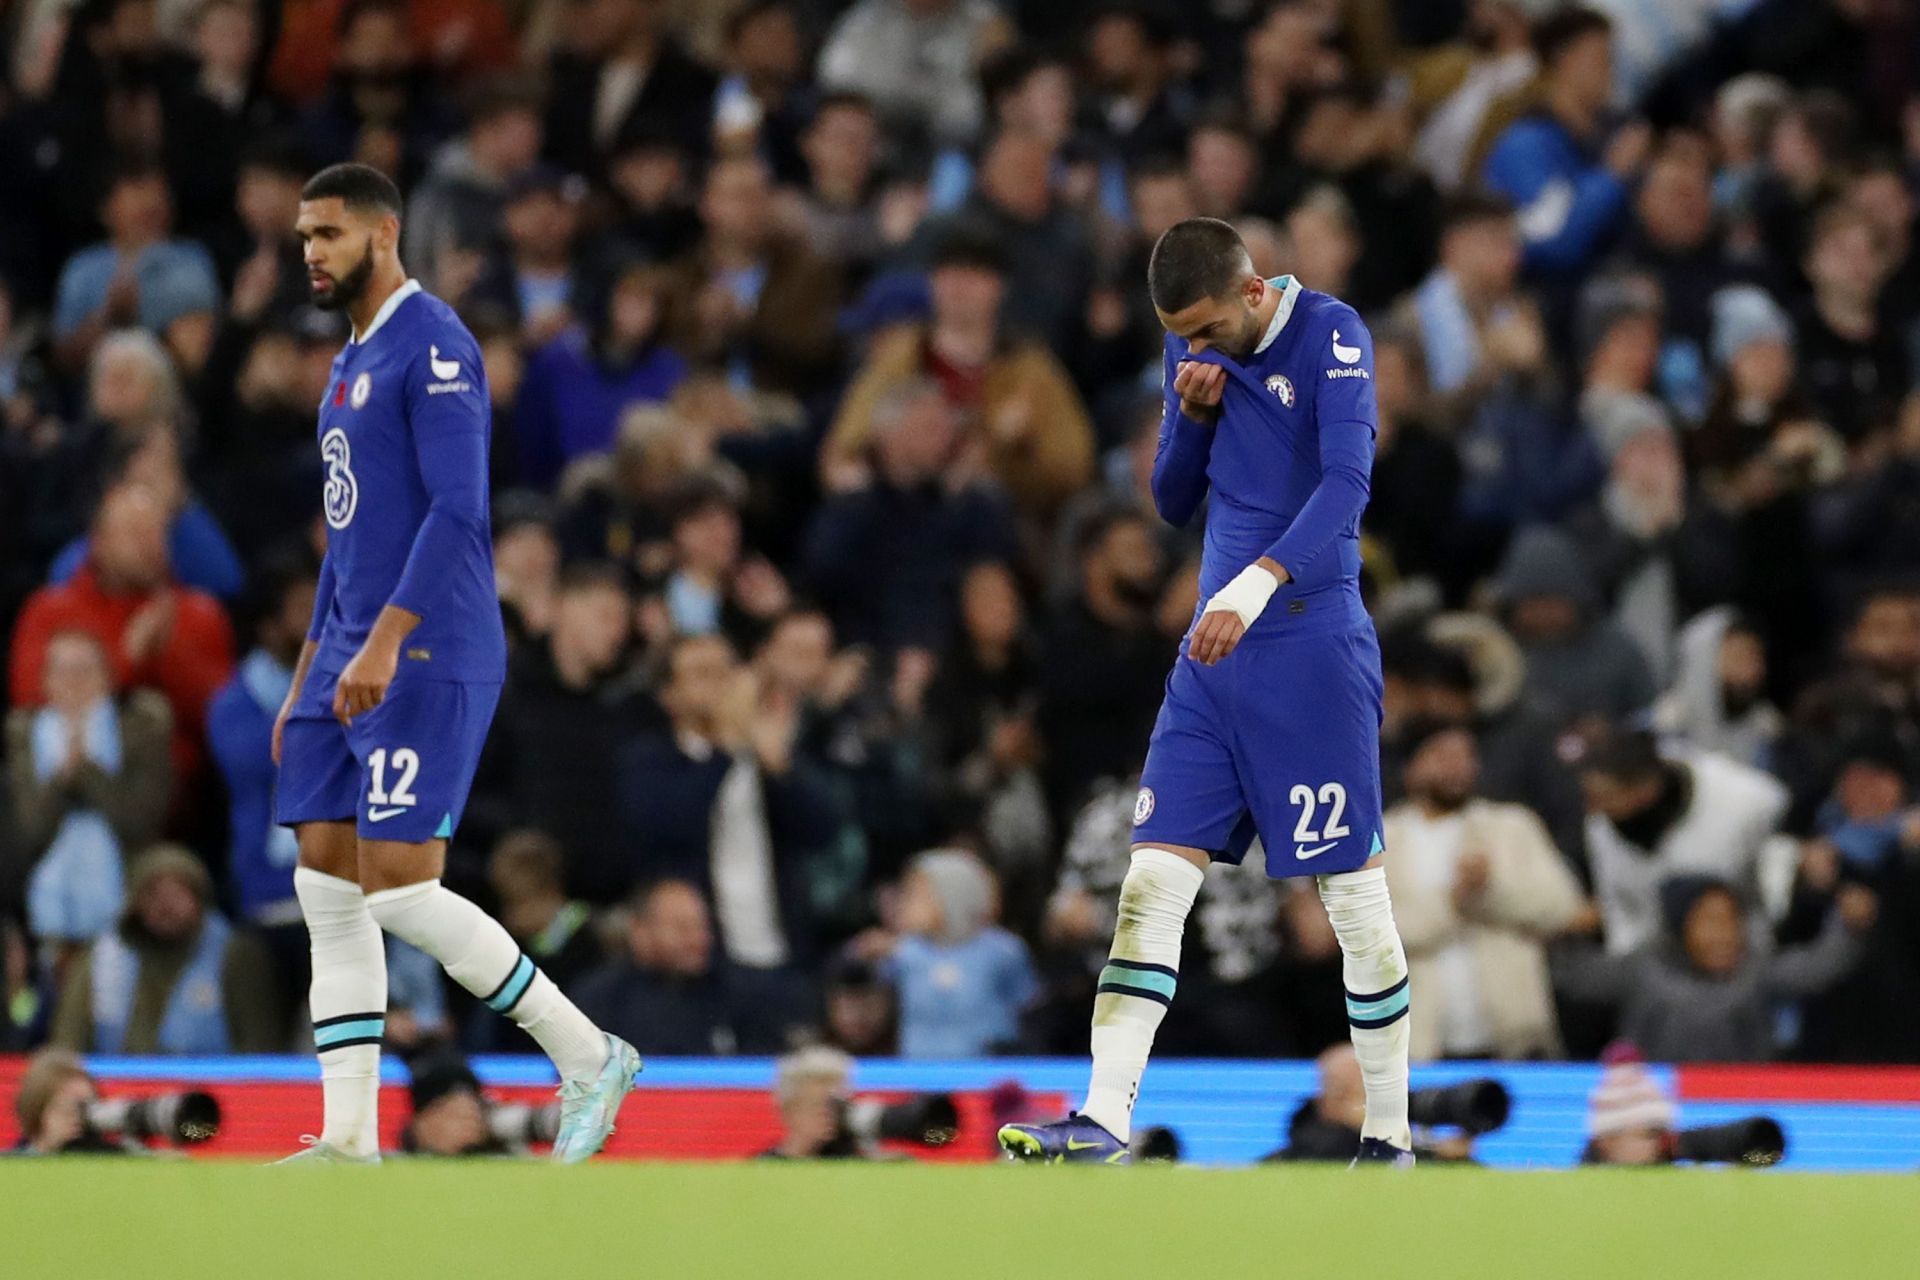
[6,1161,1916,1279]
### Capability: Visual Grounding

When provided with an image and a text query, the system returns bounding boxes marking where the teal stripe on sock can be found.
[1098,963,1177,1002]
[314,1017,385,1050]
[1346,986,1411,1023]
[486,955,537,1012]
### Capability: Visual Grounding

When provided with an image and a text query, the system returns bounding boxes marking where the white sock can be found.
[1319,866,1412,1149]
[295,867,386,1158]
[364,880,609,1080]
[1081,847,1205,1143]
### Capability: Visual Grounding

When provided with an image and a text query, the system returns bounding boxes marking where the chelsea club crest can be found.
[1264,373,1295,407]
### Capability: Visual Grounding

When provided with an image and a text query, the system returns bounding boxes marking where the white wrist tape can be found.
[1202,564,1280,629]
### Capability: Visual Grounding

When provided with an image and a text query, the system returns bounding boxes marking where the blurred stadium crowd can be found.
[2,0,1920,1081]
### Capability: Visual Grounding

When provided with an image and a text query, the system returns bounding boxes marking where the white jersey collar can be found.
[1253,275,1302,355]
[352,278,423,345]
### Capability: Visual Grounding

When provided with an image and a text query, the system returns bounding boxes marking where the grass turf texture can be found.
[6,1161,1916,1279]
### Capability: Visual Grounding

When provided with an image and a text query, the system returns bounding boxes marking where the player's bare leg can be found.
[1000,843,1207,1163]
[358,838,640,1163]
[1319,852,1413,1164]
[279,820,386,1164]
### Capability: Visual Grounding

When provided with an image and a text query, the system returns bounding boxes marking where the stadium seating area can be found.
[5,0,1920,1157]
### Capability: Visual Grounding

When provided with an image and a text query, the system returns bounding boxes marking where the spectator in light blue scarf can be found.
[4,631,172,968]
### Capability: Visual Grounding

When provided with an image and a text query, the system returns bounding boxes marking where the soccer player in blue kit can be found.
[272,164,638,1163]
[1001,218,1413,1165]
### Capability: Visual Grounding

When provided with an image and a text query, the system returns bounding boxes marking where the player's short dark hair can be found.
[1440,191,1516,236]
[1580,727,1663,782]
[1533,6,1612,66]
[1148,217,1255,313]
[302,162,404,220]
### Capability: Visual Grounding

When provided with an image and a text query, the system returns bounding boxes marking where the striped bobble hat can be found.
[1587,1042,1678,1138]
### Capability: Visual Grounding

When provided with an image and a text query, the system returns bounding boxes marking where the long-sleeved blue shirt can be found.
[1481,115,1628,276]
[1151,276,1377,639]
[306,280,507,682]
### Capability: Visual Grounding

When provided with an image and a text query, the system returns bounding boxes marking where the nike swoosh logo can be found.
[366,806,410,822]
[1065,1138,1104,1151]
[429,345,461,379]
[1295,842,1338,860]
[1331,330,1362,364]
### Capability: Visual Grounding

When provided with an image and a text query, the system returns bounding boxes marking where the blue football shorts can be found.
[275,666,500,843]
[1132,616,1385,879]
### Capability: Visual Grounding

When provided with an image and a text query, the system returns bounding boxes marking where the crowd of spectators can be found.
[3,0,1920,1071]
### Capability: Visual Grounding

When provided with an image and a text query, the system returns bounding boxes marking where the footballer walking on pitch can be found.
[1001,218,1413,1166]
[272,164,638,1163]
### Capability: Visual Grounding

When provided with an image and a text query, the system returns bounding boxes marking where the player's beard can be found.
[312,241,376,312]
[1222,307,1266,359]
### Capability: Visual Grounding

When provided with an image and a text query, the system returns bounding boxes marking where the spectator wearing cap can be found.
[543,0,719,180]
[1653,607,1784,771]
[400,1055,504,1156]
[48,844,283,1055]
[859,848,1036,1058]
[6,630,171,963]
[468,164,586,345]
[913,130,1095,351]
[1578,728,1794,956]
[52,165,222,377]
[816,0,1011,148]
[1795,201,1908,442]
[1382,721,1588,1061]
[1691,285,1823,477]
[514,260,686,490]
[9,483,236,788]
[1553,872,1872,1062]
[402,78,547,299]
[824,230,1093,520]
[1578,1045,1677,1164]
[1491,524,1656,724]
[803,377,1018,653]
[664,155,845,399]
[467,564,649,896]
[1481,8,1649,277]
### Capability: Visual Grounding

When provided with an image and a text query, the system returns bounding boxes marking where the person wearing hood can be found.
[1552,872,1873,1062]
[1493,524,1656,724]
[1653,607,1784,769]
[869,848,1036,1059]
[48,844,283,1054]
[513,258,687,490]
[1578,727,1794,957]
[400,78,546,298]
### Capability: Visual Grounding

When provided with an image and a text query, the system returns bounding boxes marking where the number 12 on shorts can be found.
[1290,781,1349,859]
[368,747,421,813]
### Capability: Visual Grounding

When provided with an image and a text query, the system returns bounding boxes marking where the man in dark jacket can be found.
[570,878,814,1055]
[465,564,649,898]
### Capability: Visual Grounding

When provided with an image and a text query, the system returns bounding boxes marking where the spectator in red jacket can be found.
[9,482,236,786]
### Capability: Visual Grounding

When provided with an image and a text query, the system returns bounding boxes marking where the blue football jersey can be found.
[308,280,507,683]
[1154,275,1377,637]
